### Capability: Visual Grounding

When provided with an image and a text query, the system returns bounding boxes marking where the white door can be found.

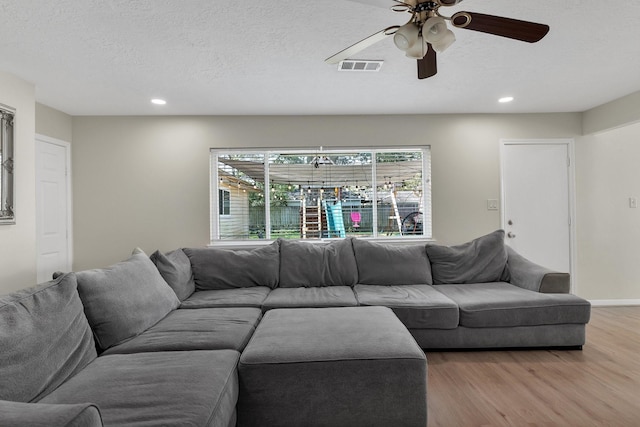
[501,140,574,278]
[36,136,71,283]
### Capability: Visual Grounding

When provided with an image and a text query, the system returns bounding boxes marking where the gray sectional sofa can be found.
[0,230,591,426]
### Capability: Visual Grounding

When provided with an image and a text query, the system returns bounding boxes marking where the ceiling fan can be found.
[325,0,550,79]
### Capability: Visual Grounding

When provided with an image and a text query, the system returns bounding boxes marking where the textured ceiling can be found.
[0,0,639,116]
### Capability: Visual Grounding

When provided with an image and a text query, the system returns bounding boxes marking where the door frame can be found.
[35,134,73,279]
[499,139,577,293]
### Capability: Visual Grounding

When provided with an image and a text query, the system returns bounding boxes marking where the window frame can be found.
[218,189,231,216]
[210,147,431,245]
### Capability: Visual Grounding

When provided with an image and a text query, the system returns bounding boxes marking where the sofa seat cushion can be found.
[40,350,239,427]
[353,239,433,285]
[262,286,358,311]
[435,282,591,328]
[184,242,280,290]
[181,287,271,309]
[76,248,180,351]
[0,400,103,427]
[0,273,97,403]
[278,238,358,288]
[353,284,459,329]
[102,307,262,355]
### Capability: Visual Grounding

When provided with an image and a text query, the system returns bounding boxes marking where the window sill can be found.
[208,236,435,249]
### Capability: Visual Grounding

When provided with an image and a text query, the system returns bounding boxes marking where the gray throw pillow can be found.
[0,273,97,402]
[150,249,196,301]
[279,238,358,288]
[353,239,433,285]
[426,230,510,284]
[184,241,280,290]
[76,248,180,351]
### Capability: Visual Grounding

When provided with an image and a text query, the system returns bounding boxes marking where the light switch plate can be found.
[487,199,499,211]
[630,197,638,209]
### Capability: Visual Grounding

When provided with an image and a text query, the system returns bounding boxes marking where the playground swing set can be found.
[300,189,423,239]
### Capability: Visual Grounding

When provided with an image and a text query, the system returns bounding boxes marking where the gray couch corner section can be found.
[506,245,570,293]
[75,249,180,351]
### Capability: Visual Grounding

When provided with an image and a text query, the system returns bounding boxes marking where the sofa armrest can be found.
[0,400,102,427]
[506,246,570,293]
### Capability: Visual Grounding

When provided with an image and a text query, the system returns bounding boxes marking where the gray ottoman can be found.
[237,306,427,427]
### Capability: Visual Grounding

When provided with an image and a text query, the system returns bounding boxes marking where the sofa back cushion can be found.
[150,248,195,301]
[426,230,510,284]
[0,274,97,402]
[353,239,433,285]
[184,241,280,290]
[76,248,180,351]
[279,238,358,288]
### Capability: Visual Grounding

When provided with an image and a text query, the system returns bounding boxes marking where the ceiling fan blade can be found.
[417,43,437,79]
[451,12,549,43]
[325,26,400,65]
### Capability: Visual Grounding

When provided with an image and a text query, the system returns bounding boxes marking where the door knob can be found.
[507,232,516,238]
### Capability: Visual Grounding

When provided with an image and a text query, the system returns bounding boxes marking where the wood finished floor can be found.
[425,307,640,427]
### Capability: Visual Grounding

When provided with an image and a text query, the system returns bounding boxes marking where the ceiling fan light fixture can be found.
[393,22,420,51]
[431,30,456,52]
[325,0,550,81]
[422,17,449,44]
[405,35,427,59]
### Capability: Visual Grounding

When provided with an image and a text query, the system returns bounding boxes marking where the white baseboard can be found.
[589,299,640,307]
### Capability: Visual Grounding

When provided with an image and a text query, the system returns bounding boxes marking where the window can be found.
[219,189,230,216]
[0,106,15,225]
[210,147,431,242]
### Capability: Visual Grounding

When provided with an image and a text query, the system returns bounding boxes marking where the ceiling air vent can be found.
[338,60,383,72]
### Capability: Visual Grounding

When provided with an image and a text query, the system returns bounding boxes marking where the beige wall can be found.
[8,97,640,302]
[35,103,73,142]
[2,85,637,302]
[575,121,640,300]
[71,113,582,271]
[0,71,36,294]
[582,91,640,135]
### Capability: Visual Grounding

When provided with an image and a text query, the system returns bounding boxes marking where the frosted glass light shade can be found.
[423,17,448,43]
[393,23,420,51]
[405,35,427,59]
[432,30,455,52]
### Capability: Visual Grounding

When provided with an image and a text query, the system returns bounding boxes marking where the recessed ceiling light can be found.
[151,98,167,105]
[499,96,514,103]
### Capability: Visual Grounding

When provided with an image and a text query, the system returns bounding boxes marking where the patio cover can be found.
[219,159,423,187]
